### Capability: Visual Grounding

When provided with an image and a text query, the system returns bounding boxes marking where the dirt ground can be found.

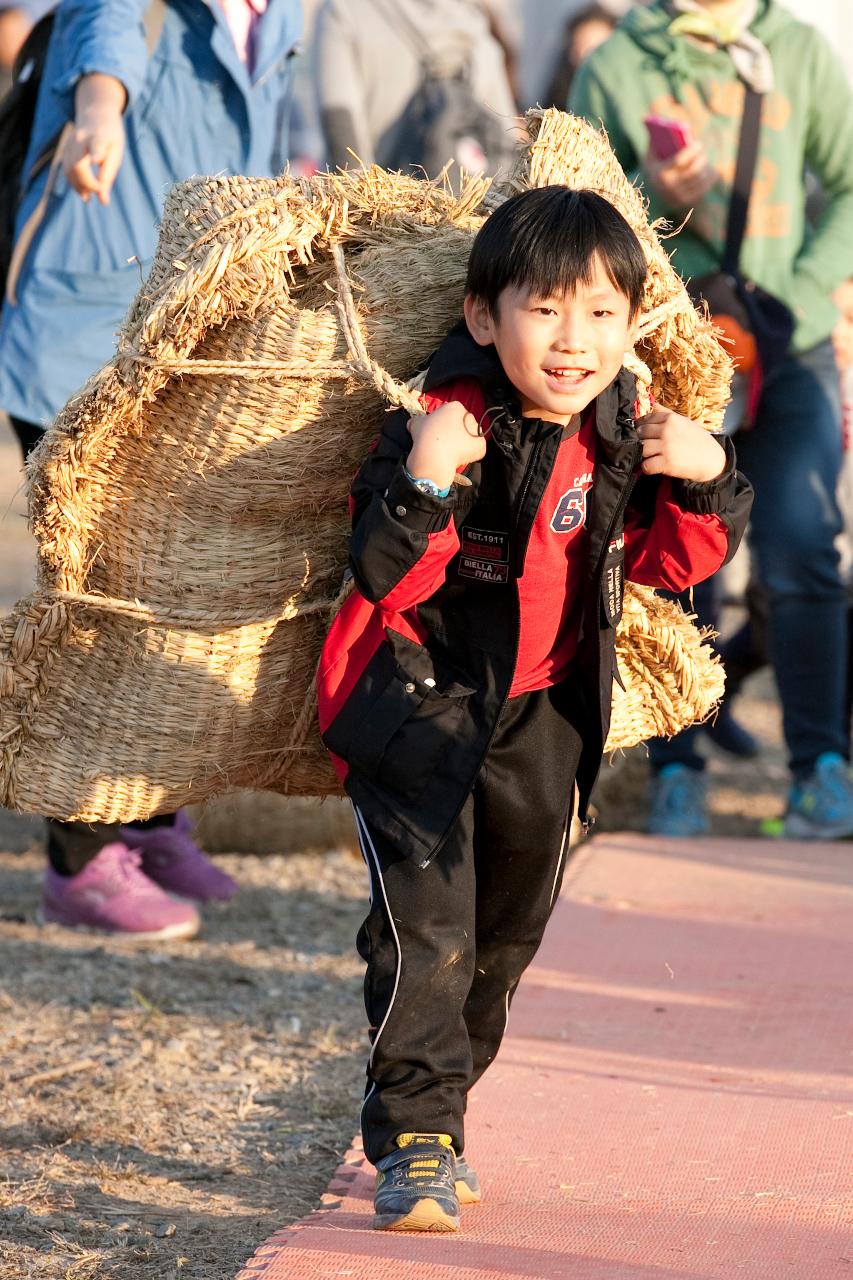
[0,418,791,1278]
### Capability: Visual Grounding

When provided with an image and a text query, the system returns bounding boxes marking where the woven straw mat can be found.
[0,110,730,822]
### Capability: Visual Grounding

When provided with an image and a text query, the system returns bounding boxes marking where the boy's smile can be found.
[464,253,638,426]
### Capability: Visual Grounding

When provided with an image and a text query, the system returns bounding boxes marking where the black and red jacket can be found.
[317,324,753,866]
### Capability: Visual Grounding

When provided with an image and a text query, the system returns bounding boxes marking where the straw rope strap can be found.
[127,354,356,379]
[34,589,344,630]
[331,245,424,416]
[622,351,654,416]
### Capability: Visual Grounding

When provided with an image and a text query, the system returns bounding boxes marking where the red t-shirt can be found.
[510,412,596,696]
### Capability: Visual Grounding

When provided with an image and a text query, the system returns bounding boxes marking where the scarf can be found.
[215,0,268,73]
[668,0,774,93]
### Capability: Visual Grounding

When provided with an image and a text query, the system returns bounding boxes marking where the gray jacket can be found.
[314,0,517,171]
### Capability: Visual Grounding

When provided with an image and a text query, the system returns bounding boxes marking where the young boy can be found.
[317,186,752,1233]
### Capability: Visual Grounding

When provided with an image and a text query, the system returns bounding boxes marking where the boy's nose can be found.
[554,323,588,353]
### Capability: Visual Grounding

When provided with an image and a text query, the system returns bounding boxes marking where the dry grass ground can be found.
[0,416,791,1278]
[0,841,367,1280]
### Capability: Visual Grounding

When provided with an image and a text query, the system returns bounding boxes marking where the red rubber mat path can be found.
[237,835,853,1279]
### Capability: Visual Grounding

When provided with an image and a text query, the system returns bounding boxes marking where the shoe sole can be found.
[782,815,853,841]
[37,909,200,942]
[373,1198,460,1232]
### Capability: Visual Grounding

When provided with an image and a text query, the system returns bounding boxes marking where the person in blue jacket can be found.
[0,0,302,940]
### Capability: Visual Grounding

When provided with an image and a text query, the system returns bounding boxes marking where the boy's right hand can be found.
[406,400,487,490]
[645,140,717,210]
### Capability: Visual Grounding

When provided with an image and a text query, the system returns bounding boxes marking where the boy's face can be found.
[464,253,638,426]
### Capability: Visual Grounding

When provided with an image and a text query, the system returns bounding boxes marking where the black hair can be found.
[465,186,647,318]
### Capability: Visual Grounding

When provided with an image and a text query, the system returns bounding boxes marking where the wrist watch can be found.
[404,469,452,499]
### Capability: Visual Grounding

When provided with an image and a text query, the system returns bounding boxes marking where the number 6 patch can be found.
[550,484,589,534]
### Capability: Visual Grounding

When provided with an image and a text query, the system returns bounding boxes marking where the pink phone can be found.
[644,114,693,161]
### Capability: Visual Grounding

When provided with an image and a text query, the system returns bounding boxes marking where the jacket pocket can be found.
[322,628,476,803]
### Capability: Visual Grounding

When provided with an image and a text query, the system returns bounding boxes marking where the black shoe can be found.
[455,1154,482,1204]
[704,704,759,758]
[373,1133,460,1232]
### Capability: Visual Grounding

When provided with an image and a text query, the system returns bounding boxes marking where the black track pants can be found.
[354,683,583,1164]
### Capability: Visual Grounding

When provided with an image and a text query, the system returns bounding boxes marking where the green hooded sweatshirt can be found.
[570,0,853,352]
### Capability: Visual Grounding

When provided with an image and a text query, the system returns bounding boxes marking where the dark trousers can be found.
[353,683,582,1164]
[650,341,848,777]
[8,415,175,874]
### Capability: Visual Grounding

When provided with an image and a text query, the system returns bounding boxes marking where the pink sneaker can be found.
[41,843,200,940]
[121,811,238,903]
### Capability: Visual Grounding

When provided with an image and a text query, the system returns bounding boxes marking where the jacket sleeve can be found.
[348,407,465,611]
[624,437,753,591]
[793,28,853,304]
[49,0,152,114]
[313,0,374,168]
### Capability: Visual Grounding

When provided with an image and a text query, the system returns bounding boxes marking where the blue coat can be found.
[0,0,302,425]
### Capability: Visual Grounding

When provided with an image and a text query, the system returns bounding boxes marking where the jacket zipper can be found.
[512,433,548,576]
[422,432,547,865]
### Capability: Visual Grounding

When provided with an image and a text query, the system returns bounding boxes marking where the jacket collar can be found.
[422,320,510,397]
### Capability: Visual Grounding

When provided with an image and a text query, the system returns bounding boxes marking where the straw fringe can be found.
[0,111,732,821]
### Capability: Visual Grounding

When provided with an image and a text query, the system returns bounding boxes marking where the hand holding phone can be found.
[644,113,694,161]
[643,114,716,210]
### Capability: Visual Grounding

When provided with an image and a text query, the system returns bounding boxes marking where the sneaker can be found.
[784,753,853,840]
[120,811,237,903]
[647,764,709,837]
[704,704,759,759]
[373,1133,460,1232]
[454,1155,482,1205]
[41,843,200,940]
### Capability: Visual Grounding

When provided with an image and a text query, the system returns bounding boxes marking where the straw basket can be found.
[0,110,730,823]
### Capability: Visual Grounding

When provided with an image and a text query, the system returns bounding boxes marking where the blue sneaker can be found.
[373,1133,459,1232]
[784,753,853,840]
[647,764,710,837]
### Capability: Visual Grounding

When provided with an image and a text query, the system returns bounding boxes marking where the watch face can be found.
[412,478,441,497]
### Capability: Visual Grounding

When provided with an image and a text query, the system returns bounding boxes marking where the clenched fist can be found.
[636,405,727,483]
[406,400,488,490]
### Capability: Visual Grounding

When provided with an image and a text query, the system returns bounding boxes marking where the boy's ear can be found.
[626,308,641,349]
[464,293,497,347]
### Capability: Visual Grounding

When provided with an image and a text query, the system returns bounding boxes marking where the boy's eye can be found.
[592,309,613,318]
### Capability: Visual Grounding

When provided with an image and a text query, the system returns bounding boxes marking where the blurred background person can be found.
[541,2,617,109]
[0,0,303,939]
[313,0,518,183]
[571,0,853,840]
[517,0,631,107]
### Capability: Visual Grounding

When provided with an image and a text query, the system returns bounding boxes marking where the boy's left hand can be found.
[636,405,727,483]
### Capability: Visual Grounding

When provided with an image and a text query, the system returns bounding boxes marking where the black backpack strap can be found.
[721,86,762,275]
